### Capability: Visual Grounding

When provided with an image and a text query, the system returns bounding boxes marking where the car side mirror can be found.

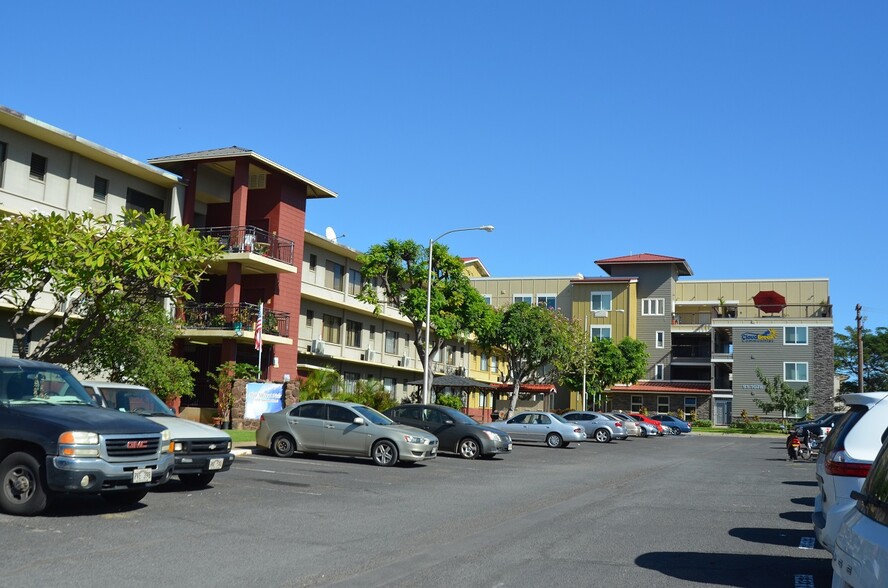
[443,419,454,425]
[353,417,365,425]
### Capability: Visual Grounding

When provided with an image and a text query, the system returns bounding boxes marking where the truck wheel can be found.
[0,451,50,516]
[179,473,215,489]
[101,489,149,506]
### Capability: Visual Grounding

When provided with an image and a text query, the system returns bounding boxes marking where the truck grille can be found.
[105,437,160,457]
[187,440,231,454]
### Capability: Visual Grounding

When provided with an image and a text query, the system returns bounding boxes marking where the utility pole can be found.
[856,304,865,393]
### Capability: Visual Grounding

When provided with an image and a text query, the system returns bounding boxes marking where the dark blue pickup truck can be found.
[0,358,174,515]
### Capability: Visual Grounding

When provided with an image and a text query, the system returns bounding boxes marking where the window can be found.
[537,295,556,310]
[309,254,317,271]
[657,396,669,413]
[642,298,665,316]
[369,325,376,346]
[304,310,314,338]
[347,269,363,296]
[325,261,344,291]
[384,330,398,355]
[345,319,362,348]
[93,176,108,201]
[591,292,612,311]
[514,294,532,304]
[328,404,356,423]
[483,294,492,305]
[631,395,643,412]
[590,326,611,340]
[785,326,808,345]
[343,372,359,393]
[322,314,341,344]
[490,355,498,372]
[383,378,396,395]
[784,362,808,382]
[480,352,488,371]
[655,364,664,380]
[0,141,7,186]
[684,397,697,419]
[656,331,665,349]
[126,188,164,214]
[29,153,47,181]
[295,403,326,419]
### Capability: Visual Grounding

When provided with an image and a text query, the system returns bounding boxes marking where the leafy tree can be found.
[0,209,221,363]
[298,370,345,400]
[435,394,463,410]
[207,362,256,424]
[751,368,809,425]
[835,325,888,392]
[476,301,573,418]
[356,239,493,386]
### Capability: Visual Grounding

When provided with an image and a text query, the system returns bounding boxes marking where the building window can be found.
[345,319,362,348]
[784,362,808,382]
[655,364,664,380]
[631,395,643,412]
[480,352,488,371]
[369,325,376,346]
[684,397,697,420]
[93,176,109,201]
[384,330,399,355]
[785,326,808,345]
[383,378,396,395]
[322,314,342,344]
[642,298,664,316]
[537,295,556,310]
[304,310,314,338]
[657,396,669,413]
[591,292,612,311]
[490,355,498,372]
[590,326,612,340]
[309,254,317,271]
[514,294,532,304]
[0,141,7,187]
[656,331,665,349]
[343,372,360,394]
[347,269,363,296]
[29,153,47,181]
[483,295,492,305]
[325,261,344,291]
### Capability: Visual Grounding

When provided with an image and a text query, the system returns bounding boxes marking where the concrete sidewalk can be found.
[232,442,257,456]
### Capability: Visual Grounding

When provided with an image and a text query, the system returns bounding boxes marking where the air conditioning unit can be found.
[455,366,466,376]
[399,355,411,368]
[593,310,608,318]
[364,349,378,362]
[311,339,325,354]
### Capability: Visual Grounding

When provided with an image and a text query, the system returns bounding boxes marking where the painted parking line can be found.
[799,536,816,549]
[794,574,814,588]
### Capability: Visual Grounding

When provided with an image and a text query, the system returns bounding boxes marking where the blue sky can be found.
[4,2,886,331]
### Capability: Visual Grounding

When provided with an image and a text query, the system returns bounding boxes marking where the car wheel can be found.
[545,433,563,448]
[372,440,399,466]
[640,428,649,438]
[458,438,481,459]
[798,447,812,460]
[101,489,149,506]
[0,451,50,516]
[671,427,681,435]
[179,473,215,489]
[272,433,295,458]
[594,428,611,443]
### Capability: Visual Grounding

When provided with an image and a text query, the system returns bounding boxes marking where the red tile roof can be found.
[611,381,712,395]
[492,383,557,394]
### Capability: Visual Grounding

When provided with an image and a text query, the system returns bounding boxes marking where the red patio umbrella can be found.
[753,290,787,314]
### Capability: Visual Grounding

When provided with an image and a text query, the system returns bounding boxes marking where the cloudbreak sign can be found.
[741,328,778,343]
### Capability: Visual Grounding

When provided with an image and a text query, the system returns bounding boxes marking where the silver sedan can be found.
[493,412,586,448]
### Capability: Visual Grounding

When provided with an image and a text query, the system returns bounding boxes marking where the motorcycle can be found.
[786,430,802,460]
[787,427,820,461]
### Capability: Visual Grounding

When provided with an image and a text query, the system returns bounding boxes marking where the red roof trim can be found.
[611,382,712,395]
[594,253,686,264]
[492,383,557,394]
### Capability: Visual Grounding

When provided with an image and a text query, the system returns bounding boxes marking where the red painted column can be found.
[182,162,197,227]
[222,158,250,366]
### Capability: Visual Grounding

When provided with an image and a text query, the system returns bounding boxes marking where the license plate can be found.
[209,458,224,470]
[132,468,152,484]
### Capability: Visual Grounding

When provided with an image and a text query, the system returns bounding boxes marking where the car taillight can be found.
[825,449,872,478]
[614,422,622,427]
[574,427,583,434]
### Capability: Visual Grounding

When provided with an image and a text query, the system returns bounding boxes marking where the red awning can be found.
[753,290,787,314]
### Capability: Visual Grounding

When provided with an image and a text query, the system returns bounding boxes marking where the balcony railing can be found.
[672,344,711,359]
[180,302,289,337]
[673,303,832,325]
[199,226,295,266]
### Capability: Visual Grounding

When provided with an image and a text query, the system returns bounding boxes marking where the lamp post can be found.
[423,225,494,405]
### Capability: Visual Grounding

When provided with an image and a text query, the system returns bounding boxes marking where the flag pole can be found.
[255,301,263,380]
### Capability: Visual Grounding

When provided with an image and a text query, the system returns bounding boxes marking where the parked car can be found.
[82,381,235,489]
[831,435,888,588]
[257,400,439,466]
[628,413,665,435]
[794,411,844,440]
[814,392,888,554]
[613,412,656,437]
[493,412,586,447]
[384,404,511,459]
[650,414,692,435]
[606,412,641,437]
[562,411,628,443]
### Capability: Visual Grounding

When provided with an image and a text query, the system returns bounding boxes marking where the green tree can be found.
[207,362,256,425]
[0,209,220,362]
[835,325,888,392]
[298,370,344,400]
[751,368,809,425]
[356,238,493,384]
[477,301,573,418]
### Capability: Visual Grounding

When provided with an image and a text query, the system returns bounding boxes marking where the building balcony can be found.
[200,226,297,275]
[177,302,292,345]
[673,303,832,328]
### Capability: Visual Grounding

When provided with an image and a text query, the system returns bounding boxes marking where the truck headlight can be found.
[58,431,100,457]
[161,429,173,453]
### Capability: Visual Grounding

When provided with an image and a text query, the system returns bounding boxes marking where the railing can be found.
[671,344,711,359]
[180,302,289,337]
[199,226,295,266]
[673,303,832,325]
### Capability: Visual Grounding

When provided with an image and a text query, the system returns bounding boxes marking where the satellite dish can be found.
[325,226,338,243]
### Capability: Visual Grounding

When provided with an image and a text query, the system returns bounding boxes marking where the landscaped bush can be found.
[735,421,783,432]
[435,394,463,410]
[691,419,712,428]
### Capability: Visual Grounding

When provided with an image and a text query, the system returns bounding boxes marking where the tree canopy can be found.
[751,368,810,423]
[835,325,888,392]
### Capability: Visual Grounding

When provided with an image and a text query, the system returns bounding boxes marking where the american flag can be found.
[254,302,263,350]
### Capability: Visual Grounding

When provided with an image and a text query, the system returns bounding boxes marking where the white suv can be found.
[814,392,888,554]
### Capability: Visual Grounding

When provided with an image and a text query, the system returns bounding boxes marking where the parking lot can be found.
[1,434,832,587]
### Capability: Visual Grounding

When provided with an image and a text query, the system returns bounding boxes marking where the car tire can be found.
[640,428,649,438]
[372,440,398,466]
[671,427,681,435]
[594,428,611,443]
[272,433,295,458]
[546,433,563,448]
[179,473,215,489]
[457,438,481,459]
[0,451,50,516]
[101,489,149,506]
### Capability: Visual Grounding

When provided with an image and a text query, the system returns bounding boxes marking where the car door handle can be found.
[324,424,336,429]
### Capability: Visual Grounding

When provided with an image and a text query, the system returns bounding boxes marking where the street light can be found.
[423,225,494,405]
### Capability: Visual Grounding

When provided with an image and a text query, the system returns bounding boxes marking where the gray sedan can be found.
[256,400,439,466]
[562,411,628,443]
[493,411,586,448]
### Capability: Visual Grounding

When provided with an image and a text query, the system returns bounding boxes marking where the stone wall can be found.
[230,379,301,430]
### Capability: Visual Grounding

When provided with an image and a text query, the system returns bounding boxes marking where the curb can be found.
[232,447,255,457]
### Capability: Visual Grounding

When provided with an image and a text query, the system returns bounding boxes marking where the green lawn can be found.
[226,429,257,443]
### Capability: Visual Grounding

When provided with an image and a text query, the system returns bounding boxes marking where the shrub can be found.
[435,394,463,410]
[692,419,712,428]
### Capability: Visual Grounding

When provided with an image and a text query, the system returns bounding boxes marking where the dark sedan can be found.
[384,404,512,459]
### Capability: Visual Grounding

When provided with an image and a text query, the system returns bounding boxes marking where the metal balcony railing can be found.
[672,344,712,359]
[199,226,295,266]
[672,303,832,325]
[180,302,290,337]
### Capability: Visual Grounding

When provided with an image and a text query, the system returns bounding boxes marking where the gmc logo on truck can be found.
[127,440,149,449]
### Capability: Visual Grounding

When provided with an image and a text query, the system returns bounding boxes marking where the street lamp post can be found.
[423,225,494,405]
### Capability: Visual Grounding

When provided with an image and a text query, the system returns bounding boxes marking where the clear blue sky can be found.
[5,2,886,331]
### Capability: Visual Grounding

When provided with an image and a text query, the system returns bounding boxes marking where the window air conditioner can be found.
[364,349,378,362]
[593,310,608,318]
[399,355,411,368]
[311,339,325,354]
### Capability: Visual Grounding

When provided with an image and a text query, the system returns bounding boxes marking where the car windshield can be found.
[440,407,479,425]
[1,367,95,406]
[352,405,393,425]
[100,387,174,416]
